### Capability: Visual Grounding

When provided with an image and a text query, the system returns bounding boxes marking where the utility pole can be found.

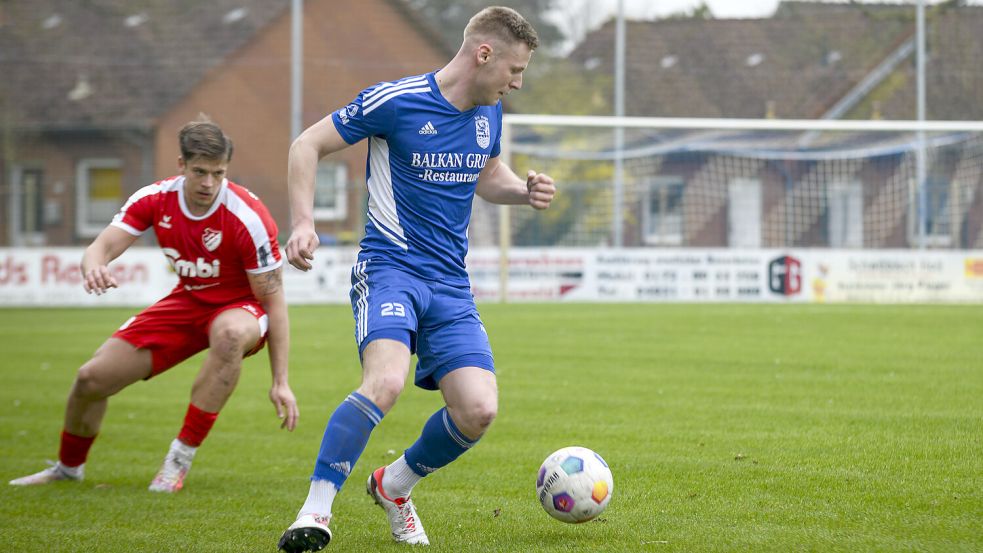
[291,0,303,140]
[613,0,625,247]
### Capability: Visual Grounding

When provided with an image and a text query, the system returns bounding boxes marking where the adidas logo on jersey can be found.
[418,121,438,135]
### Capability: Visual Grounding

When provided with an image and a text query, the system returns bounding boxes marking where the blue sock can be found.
[312,392,383,488]
[403,407,478,477]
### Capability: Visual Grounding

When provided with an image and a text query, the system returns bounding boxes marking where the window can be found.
[921,177,953,247]
[728,178,762,248]
[314,160,348,221]
[8,166,45,246]
[906,176,955,248]
[76,159,122,237]
[827,181,863,248]
[643,177,684,245]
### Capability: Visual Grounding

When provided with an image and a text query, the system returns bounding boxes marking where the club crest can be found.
[202,228,222,251]
[475,115,490,149]
[338,103,359,125]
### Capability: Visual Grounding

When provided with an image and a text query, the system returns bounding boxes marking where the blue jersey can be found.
[331,72,502,286]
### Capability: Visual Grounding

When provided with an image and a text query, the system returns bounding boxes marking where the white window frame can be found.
[907,177,954,248]
[76,158,123,238]
[313,161,348,222]
[8,165,46,246]
[827,180,864,248]
[728,177,762,248]
[642,176,684,246]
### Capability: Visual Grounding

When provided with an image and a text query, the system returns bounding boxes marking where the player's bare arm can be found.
[80,226,140,295]
[253,265,285,296]
[247,267,299,431]
[285,116,352,271]
[476,155,555,209]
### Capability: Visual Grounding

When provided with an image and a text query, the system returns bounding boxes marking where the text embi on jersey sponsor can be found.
[162,248,220,278]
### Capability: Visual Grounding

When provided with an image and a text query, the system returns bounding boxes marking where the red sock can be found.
[177,403,219,447]
[59,430,96,468]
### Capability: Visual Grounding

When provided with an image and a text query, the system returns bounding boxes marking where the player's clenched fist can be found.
[526,170,556,210]
[285,226,319,272]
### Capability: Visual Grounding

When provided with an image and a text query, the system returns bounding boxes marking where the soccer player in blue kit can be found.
[277,6,554,551]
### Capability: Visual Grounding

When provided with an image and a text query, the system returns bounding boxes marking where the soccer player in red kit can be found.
[9,119,299,493]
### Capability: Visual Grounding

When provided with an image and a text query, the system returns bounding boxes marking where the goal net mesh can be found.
[469,119,983,250]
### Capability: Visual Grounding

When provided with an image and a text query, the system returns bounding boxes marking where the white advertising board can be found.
[2,247,982,306]
[0,247,359,307]
[466,248,983,303]
[0,248,175,307]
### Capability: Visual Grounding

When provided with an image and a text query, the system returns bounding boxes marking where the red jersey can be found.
[111,176,282,305]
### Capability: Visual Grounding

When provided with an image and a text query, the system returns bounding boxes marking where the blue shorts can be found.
[349,260,494,390]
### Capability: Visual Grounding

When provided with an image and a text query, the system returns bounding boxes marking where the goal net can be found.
[469,116,983,251]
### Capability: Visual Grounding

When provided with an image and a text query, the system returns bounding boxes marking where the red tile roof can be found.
[0,0,290,130]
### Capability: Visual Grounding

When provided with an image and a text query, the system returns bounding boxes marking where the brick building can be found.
[0,0,449,246]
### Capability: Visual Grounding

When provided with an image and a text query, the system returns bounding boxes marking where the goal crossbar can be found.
[504,114,983,133]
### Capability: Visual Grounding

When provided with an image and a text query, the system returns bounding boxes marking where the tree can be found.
[663,2,713,20]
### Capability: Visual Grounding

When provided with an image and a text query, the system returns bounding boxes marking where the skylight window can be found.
[223,7,248,24]
[125,13,149,28]
[660,55,678,69]
[745,53,764,67]
[41,14,62,30]
[67,74,93,102]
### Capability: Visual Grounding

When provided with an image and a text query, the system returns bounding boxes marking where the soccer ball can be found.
[536,446,613,523]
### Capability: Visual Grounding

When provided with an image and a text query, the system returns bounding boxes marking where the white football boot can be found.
[277,513,332,552]
[367,466,429,545]
[148,439,195,493]
[9,461,83,486]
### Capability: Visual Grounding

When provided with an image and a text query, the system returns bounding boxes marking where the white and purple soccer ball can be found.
[536,446,614,523]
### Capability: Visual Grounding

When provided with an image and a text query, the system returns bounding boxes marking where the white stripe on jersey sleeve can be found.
[110,221,144,236]
[363,86,432,115]
[363,75,427,103]
[365,137,408,250]
[109,176,182,235]
[224,190,284,273]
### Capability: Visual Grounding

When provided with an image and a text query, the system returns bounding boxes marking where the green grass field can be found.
[1,304,981,552]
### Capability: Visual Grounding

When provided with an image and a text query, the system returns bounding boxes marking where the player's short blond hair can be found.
[179,117,234,162]
[464,6,539,50]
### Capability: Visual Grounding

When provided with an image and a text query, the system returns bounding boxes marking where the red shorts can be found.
[112,292,268,377]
